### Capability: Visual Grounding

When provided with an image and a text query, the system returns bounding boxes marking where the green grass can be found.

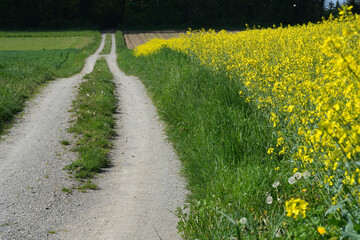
[65,59,116,180]
[116,31,292,239]
[78,180,98,191]
[0,36,94,51]
[61,187,72,194]
[100,34,112,55]
[0,31,99,38]
[60,140,71,146]
[0,31,101,134]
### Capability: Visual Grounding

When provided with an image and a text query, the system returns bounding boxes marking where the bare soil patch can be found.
[123,31,186,49]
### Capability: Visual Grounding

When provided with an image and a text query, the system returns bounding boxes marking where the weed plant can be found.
[0,31,100,134]
[117,31,289,239]
[65,59,116,180]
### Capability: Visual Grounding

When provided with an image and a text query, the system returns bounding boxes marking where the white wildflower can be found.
[275,228,284,237]
[288,176,296,185]
[239,217,247,225]
[303,171,310,179]
[272,181,280,188]
[266,196,273,205]
[294,172,302,180]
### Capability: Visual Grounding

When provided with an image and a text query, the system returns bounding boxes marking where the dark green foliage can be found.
[0,0,334,29]
[61,140,71,146]
[0,0,126,29]
[124,0,330,27]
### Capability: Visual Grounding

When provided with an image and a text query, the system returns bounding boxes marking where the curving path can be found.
[0,33,187,240]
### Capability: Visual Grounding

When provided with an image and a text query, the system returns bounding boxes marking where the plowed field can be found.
[123,31,185,49]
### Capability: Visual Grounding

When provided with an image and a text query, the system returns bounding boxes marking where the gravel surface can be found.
[0,33,187,240]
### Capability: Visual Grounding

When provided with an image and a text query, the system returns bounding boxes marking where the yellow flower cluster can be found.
[285,198,309,218]
[134,6,360,210]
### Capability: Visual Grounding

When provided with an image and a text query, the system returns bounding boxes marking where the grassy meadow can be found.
[0,31,98,38]
[0,36,93,51]
[0,31,101,133]
[117,6,360,240]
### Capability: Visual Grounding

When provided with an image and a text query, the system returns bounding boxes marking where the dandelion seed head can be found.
[275,228,284,237]
[294,172,302,180]
[288,176,296,185]
[239,217,247,225]
[303,171,310,179]
[272,181,280,188]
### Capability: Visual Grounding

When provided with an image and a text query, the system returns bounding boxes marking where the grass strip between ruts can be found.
[115,31,291,239]
[65,59,117,184]
[100,34,112,55]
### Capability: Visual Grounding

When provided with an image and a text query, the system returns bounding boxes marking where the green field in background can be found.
[0,31,101,133]
[0,36,93,51]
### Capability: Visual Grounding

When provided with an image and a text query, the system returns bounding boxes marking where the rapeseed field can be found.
[134,6,360,239]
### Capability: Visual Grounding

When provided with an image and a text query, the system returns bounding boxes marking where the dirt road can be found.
[0,34,187,239]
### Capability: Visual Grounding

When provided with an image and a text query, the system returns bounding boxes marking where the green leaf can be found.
[328,216,344,227]
[218,211,241,240]
[354,223,360,233]
[325,203,344,216]
[343,219,360,240]
[343,231,360,240]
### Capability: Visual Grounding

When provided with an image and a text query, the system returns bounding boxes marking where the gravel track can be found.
[59,34,187,240]
[0,33,187,240]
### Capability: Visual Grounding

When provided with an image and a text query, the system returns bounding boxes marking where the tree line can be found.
[0,0,359,29]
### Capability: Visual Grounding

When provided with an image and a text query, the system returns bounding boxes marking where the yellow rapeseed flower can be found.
[285,198,309,218]
[134,9,360,205]
[267,148,274,154]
